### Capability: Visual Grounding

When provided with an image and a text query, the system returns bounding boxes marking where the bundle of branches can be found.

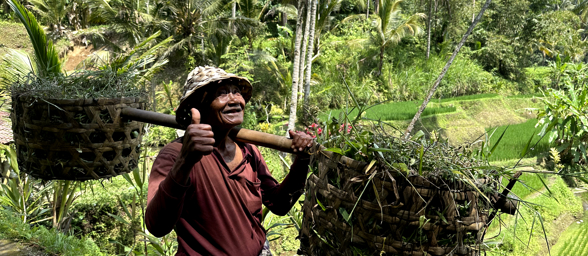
[298,91,516,256]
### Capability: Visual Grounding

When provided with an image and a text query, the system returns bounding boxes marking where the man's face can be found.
[203,84,245,128]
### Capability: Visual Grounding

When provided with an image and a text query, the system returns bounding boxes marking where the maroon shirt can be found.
[145,138,309,256]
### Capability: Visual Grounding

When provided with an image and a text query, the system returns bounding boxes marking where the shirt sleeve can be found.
[145,144,191,237]
[253,145,310,216]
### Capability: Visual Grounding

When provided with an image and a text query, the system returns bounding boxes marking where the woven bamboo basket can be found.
[299,150,493,256]
[11,95,147,180]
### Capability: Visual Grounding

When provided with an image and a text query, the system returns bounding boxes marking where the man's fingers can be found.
[192,137,215,146]
[191,108,201,124]
[188,124,213,131]
[194,145,214,155]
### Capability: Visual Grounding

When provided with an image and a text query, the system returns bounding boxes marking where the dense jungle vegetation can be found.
[1,0,588,255]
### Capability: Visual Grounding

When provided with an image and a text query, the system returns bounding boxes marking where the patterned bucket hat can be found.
[176,66,252,127]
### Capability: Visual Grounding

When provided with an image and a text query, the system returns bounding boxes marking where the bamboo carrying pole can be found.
[122,108,518,214]
[121,108,296,153]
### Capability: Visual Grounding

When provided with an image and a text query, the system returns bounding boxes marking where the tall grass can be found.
[486,119,552,161]
[318,100,456,121]
[486,177,583,256]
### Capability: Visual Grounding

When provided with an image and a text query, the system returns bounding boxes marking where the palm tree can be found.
[373,0,424,75]
[287,0,305,134]
[28,0,68,33]
[235,0,268,47]
[303,0,317,115]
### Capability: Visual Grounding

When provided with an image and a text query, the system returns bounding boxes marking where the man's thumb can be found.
[191,108,200,124]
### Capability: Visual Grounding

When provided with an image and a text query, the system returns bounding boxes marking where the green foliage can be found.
[486,177,583,256]
[144,125,177,147]
[7,0,61,78]
[537,62,588,185]
[241,103,258,129]
[0,208,105,256]
[0,144,50,225]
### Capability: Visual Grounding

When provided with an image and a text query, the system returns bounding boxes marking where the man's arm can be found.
[146,108,215,237]
[145,148,192,237]
[259,154,310,215]
[256,130,313,216]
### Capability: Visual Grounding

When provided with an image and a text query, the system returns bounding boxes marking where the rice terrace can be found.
[1,0,588,255]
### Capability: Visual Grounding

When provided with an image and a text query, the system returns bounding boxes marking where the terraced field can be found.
[552,215,588,256]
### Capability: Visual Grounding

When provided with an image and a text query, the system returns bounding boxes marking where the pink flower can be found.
[317,128,323,135]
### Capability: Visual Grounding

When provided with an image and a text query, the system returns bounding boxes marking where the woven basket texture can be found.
[11,95,146,180]
[299,151,490,256]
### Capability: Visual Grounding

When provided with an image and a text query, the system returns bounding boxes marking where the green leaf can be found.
[324,147,344,155]
[418,145,424,176]
[393,163,409,176]
[132,168,143,190]
[122,173,134,187]
[520,132,535,158]
[411,130,425,141]
[7,0,62,77]
[535,174,557,203]
[339,208,351,223]
[107,212,130,225]
[316,197,327,211]
[488,125,509,159]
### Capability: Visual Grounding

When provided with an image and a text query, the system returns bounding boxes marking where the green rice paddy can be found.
[552,192,588,256]
[318,93,503,122]
[319,100,457,121]
[486,119,552,161]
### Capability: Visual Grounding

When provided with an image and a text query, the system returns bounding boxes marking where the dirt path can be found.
[63,45,94,71]
[0,240,46,256]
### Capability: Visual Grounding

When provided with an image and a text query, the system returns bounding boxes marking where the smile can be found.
[222,107,242,114]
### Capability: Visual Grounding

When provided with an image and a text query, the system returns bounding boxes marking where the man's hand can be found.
[172,108,215,185]
[181,108,215,161]
[289,130,314,154]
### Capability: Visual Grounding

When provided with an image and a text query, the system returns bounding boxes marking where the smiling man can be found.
[145,66,313,256]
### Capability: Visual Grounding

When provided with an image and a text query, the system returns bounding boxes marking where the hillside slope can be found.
[389,96,542,145]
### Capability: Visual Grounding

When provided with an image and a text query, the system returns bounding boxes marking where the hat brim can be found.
[176,77,252,127]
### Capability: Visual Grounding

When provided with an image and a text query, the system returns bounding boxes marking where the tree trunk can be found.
[472,0,475,23]
[303,0,317,118]
[299,0,312,100]
[426,0,432,59]
[404,0,492,139]
[378,44,384,76]
[375,0,379,15]
[366,0,370,19]
[287,0,306,134]
[281,12,288,26]
[232,1,237,34]
[201,36,205,61]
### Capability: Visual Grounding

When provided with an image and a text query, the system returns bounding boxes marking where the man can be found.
[145,66,313,256]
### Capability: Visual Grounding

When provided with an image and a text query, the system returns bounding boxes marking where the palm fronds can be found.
[8,0,62,78]
[1,49,35,87]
